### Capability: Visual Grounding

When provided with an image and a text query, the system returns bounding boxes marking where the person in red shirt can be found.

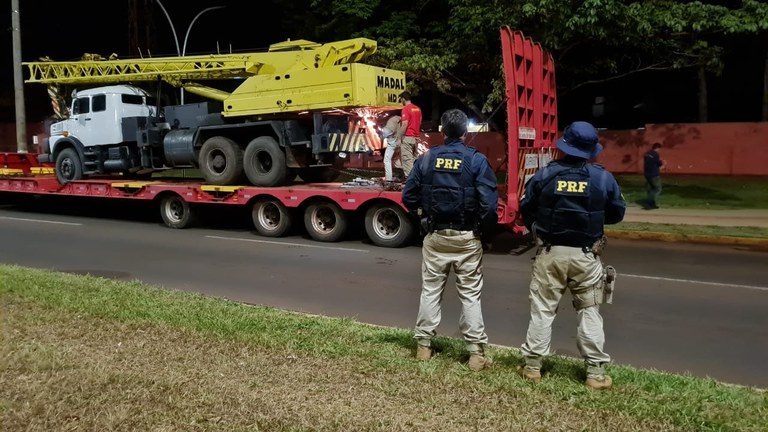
[395,92,422,179]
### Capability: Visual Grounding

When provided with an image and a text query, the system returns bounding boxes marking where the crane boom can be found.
[24,37,378,86]
[23,37,402,115]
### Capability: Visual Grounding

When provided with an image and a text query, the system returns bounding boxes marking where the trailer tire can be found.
[159,194,196,229]
[304,202,347,242]
[244,136,287,187]
[55,148,84,184]
[364,203,415,248]
[199,136,244,185]
[252,199,292,237]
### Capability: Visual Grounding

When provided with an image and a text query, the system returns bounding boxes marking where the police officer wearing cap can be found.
[518,121,625,390]
[402,109,498,371]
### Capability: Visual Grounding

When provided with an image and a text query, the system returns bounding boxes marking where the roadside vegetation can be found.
[608,222,768,239]
[616,175,768,210]
[2,265,765,432]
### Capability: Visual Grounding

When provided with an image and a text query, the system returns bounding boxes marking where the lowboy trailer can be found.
[0,27,559,249]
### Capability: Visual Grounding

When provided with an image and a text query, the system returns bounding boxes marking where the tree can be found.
[272,0,768,124]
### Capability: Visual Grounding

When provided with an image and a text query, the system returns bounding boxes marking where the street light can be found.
[183,7,226,56]
[181,6,226,104]
[153,1,225,104]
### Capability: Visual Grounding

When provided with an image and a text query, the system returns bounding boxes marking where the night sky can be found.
[1,0,290,120]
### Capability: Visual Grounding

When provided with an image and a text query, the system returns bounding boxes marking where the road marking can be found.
[0,216,83,226]
[205,235,370,253]
[624,273,768,292]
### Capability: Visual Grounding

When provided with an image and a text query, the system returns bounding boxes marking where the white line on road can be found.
[624,273,768,292]
[205,235,370,253]
[0,216,83,226]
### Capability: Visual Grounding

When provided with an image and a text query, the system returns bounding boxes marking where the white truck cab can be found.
[49,85,156,154]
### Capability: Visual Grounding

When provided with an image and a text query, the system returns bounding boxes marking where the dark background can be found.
[1,0,765,127]
[1,0,288,122]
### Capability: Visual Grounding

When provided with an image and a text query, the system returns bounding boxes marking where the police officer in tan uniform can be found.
[518,121,625,389]
[402,109,498,371]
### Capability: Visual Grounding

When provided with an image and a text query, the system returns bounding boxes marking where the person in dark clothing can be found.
[643,143,664,209]
[402,108,498,371]
[518,121,625,390]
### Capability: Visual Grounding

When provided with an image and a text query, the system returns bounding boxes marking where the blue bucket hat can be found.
[556,121,603,159]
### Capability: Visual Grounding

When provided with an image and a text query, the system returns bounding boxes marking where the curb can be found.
[605,229,768,251]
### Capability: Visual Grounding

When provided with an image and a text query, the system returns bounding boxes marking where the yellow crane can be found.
[23,38,406,187]
[25,38,405,117]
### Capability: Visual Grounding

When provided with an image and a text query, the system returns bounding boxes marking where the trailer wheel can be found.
[55,148,84,184]
[365,204,415,248]
[244,136,287,187]
[252,199,292,237]
[159,194,196,229]
[199,136,244,185]
[304,202,347,242]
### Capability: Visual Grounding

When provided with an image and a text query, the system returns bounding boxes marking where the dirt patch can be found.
[0,298,674,432]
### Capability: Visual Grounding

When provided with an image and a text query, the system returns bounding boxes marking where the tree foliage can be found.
[273,0,768,122]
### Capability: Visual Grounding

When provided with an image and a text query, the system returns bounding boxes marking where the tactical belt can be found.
[540,241,595,252]
[432,222,475,232]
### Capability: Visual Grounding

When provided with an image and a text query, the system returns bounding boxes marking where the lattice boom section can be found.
[25,56,264,85]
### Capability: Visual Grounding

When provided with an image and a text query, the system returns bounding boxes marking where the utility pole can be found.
[128,0,156,58]
[11,0,27,152]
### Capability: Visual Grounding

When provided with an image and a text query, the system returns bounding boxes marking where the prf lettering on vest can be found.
[435,158,462,171]
[556,180,589,193]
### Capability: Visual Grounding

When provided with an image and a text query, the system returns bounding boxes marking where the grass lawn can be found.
[615,175,768,210]
[1,265,766,432]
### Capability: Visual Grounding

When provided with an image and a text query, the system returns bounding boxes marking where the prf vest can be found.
[533,161,612,247]
[418,143,481,230]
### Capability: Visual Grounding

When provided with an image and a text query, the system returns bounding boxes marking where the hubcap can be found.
[207,149,227,174]
[60,158,74,179]
[165,199,184,223]
[258,202,281,230]
[372,208,401,240]
[255,150,273,174]
[311,206,336,233]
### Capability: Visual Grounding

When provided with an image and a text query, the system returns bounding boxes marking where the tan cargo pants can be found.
[414,229,488,353]
[401,136,418,179]
[521,245,611,374]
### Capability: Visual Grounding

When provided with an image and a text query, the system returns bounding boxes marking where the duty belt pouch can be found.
[571,284,604,310]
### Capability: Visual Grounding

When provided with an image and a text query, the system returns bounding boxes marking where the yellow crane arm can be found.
[24,55,265,86]
[23,37,378,87]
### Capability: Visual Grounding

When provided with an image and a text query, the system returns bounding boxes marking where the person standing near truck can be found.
[643,142,664,210]
[381,113,402,182]
[396,92,422,179]
[402,108,498,371]
[517,121,625,390]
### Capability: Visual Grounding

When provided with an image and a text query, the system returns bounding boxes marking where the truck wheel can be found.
[252,199,292,237]
[244,136,287,187]
[199,136,244,185]
[364,203,415,248]
[304,202,348,242]
[159,194,196,229]
[55,148,84,184]
[298,167,341,183]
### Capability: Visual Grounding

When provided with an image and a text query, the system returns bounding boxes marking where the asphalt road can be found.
[1,198,767,388]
